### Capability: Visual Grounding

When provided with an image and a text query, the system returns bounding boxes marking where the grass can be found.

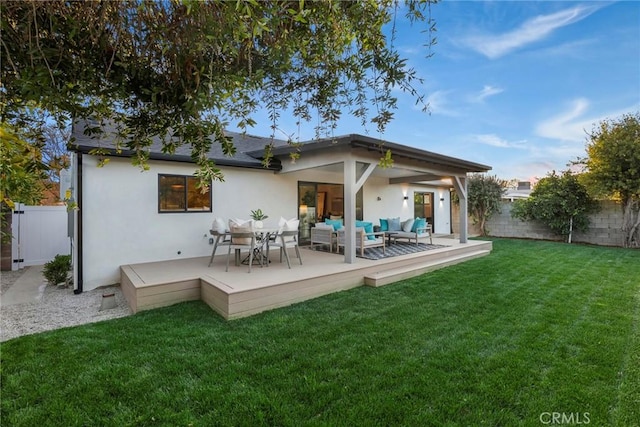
[1,238,639,426]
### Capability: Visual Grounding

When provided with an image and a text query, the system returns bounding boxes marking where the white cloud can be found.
[462,5,602,59]
[425,90,460,116]
[535,99,637,142]
[536,98,591,142]
[474,133,527,149]
[469,85,504,103]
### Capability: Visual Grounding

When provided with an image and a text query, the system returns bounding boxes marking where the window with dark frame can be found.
[413,191,434,225]
[158,174,211,213]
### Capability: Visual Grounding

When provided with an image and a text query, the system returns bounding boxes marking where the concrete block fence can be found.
[453,200,626,247]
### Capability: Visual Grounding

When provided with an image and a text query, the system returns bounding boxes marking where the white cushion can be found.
[229,218,252,228]
[278,216,299,231]
[314,223,334,230]
[211,217,226,234]
[363,238,384,247]
[402,218,415,232]
[229,222,253,245]
[277,217,299,242]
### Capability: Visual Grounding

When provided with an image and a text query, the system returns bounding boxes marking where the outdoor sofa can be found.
[380,217,433,245]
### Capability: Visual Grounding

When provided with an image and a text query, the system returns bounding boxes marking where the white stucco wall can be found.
[360,177,451,234]
[80,156,452,290]
[80,156,297,289]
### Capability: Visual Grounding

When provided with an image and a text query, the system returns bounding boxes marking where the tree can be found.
[1,0,436,185]
[511,171,597,243]
[0,123,49,241]
[8,108,71,203]
[465,174,506,236]
[581,112,640,248]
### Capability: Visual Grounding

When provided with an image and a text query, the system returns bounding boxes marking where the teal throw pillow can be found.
[413,217,427,233]
[379,218,389,231]
[363,222,375,240]
[325,219,343,231]
[354,220,375,240]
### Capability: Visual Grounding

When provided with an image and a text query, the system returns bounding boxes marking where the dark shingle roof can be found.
[69,120,289,170]
[70,120,491,174]
[249,134,491,173]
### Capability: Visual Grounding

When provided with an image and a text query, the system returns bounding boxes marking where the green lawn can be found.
[1,239,639,426]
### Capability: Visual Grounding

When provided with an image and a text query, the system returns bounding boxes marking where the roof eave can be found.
[253,134,491,173]
[70,144,282,171]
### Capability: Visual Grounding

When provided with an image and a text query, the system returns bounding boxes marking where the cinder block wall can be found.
[453,200,626,247]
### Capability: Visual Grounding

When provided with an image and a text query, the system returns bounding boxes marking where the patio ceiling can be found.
[252,134,491,183]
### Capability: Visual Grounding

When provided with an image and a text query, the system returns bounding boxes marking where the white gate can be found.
[11,204,70,270]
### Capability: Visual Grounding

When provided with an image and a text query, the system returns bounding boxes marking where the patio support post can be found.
[343,158,357,263]
[454,175,468,243]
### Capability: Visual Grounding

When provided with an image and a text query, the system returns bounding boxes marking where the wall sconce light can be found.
[440,197,445,201]
[377,196,382,201]
[403,196,409,200]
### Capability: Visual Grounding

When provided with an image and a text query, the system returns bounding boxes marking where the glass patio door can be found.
[297,182,363,243]
[298,183,317,241]
[414,192,434,225]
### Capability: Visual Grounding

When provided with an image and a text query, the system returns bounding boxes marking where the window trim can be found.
[158,174,212,213]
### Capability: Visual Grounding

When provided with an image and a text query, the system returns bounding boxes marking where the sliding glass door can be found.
[298,182,363,243]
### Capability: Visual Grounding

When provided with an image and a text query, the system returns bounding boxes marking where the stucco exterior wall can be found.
[81,156,297,289]
[80,156,452,290]
[358,177,452,234]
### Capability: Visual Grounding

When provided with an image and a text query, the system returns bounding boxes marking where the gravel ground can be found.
[1,268,131,342]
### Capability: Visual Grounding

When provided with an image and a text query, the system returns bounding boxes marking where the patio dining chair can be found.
[208,229,230,267]
[226,231,263,273]
[269,229,303,269]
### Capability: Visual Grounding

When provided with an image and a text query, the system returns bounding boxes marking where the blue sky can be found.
[233,1,640,182]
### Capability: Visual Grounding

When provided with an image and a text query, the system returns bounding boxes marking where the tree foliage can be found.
[0,123,49,241]
[580,112,640,248]
[464,174,505,236]
[511,171,597,243]
[1,0,436,185]
[0,124,48,209]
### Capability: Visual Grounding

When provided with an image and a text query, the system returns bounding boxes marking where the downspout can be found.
[74,152,83,294]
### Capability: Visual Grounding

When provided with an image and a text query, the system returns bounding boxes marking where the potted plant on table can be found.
[250,209,268,228]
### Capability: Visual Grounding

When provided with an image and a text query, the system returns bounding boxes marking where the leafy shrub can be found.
[43,254,72,285]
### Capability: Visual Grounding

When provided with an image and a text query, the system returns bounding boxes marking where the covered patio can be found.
[256,134,490,264]
[120,237,492,319]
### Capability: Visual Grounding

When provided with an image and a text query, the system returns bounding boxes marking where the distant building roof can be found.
[502,181,532,201]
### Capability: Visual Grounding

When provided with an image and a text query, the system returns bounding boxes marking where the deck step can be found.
[364,249,490,287]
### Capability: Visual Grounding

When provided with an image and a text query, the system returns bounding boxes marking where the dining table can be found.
[239,227,280,267]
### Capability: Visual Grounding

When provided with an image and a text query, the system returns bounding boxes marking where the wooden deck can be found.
[120,238,492,319]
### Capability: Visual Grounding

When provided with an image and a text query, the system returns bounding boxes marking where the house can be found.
[68,121,491,293]
[503,181,533,201]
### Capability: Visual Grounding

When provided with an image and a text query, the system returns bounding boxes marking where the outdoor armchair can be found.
[310,225,336,253]
[208,229,231,267]
[337,227,385,257]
